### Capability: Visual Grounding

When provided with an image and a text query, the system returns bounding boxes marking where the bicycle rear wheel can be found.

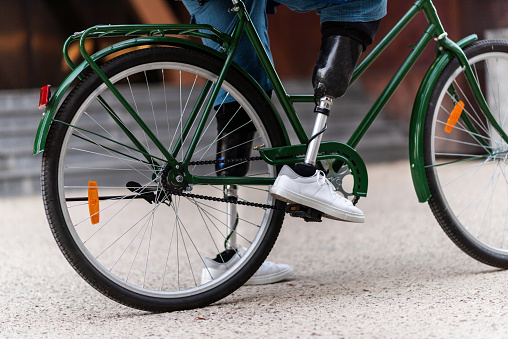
[42,47,286,311]
[424,40,508,268]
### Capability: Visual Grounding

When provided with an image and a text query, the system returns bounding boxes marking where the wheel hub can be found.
[160,163,188,194]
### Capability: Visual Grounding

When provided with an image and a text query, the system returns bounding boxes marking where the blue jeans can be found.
[181,0,387,104]
[277,0,387,23]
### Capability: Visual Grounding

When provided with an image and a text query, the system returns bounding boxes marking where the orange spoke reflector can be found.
[445,100,465,133]
[88,181,100,225]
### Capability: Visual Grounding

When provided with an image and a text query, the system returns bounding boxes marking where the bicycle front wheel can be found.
[42,47,287,311]
[424,40,508,268]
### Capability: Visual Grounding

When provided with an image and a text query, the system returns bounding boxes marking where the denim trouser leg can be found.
[180,0,387,105]
[181,0,272,105]
[275,0,387,23]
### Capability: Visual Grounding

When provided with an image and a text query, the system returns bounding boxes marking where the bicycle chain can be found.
[161,157,285,211]
[188,156,262,166]
[161,156,359,210]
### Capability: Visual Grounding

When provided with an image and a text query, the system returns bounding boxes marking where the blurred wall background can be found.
[1,0,507,121]
[0,0,507,195]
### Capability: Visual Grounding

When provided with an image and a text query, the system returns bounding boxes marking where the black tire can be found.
[42,47,286,311]
[424,40,508,268]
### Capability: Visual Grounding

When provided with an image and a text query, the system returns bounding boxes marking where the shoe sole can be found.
[244,266,294,285]
[270,186,365,223]
[201,266,294,286]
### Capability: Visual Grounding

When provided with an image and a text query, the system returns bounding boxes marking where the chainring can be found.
[322,159,356,200]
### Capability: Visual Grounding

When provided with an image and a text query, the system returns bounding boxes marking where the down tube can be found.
[347,26,435,148]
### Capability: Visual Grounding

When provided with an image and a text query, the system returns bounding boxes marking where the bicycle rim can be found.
[43,48,285,310]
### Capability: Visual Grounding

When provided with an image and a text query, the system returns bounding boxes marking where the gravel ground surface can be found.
[2,160,508,338]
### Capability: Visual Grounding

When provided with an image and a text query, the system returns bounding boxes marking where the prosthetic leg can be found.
[283,35,364,222]
[215,101,256,250]
[303,18,381,168]
[304,35,363,168]
[276,21,384,222]
[215,101,256,177]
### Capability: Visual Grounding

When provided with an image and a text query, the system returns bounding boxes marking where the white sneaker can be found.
[270,165,365,223]
[201,248,293,285]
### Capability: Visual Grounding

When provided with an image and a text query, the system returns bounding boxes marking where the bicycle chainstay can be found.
[160,156,285,211]
[161,157,359,210]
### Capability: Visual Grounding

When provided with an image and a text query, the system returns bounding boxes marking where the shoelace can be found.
[316,170,352,205]
[316,170,335,191]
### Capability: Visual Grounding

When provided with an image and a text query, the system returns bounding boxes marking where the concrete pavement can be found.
[1,160,508,338]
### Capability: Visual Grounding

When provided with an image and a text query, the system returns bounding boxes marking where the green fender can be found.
[33,37,289,154]
[409,34,478,203]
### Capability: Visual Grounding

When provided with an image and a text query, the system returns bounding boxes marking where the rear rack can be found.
[63,24,231,71]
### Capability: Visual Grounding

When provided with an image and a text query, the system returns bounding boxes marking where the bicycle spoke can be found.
[109,201,163,272]
[449,80,490,136]
[190,198,255,243]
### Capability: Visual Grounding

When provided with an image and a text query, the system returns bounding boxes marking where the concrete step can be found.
[0,81,407,196]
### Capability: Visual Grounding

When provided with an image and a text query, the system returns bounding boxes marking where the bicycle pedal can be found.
[286,204,322,222]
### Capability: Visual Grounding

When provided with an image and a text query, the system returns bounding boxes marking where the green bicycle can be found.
[35,0,508,312]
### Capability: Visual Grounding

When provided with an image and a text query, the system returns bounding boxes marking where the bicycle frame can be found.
[34,0,501,203]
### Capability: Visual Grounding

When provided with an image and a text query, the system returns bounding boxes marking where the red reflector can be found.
[39,85,51,109]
